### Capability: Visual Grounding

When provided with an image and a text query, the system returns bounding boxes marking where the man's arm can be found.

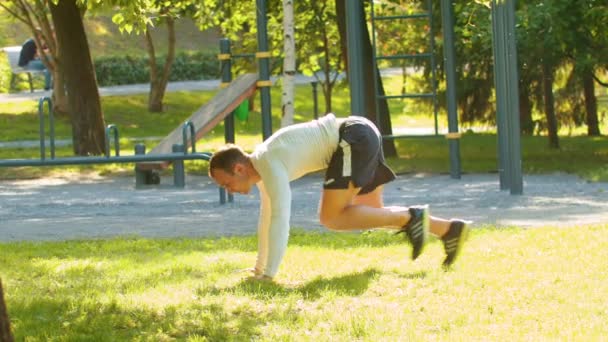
[254,158,292,278]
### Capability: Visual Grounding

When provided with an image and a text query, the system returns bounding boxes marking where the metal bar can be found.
[232,53,256,59]
[492,0,510,190]
[38,98,46,160]
[256,0,273,139]
[346,0,365,116]
[104,124,120,157]
[382,134,441,140]
[428,0,439,135]
[182,121,196,154]
[378,93,435,99]
[219,38,234,203]
[172,144,185,188]
[372,14,430,21]
[441,0,462,179]
[505,0,523,195]
[0,152,212,168]
[370,0,381,124]
[375,53,433,60]
[311,82,319,119]
[134,144,147,187]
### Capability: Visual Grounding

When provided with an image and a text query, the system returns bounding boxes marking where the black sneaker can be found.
[441,220,470,267]
[396,205,429,260]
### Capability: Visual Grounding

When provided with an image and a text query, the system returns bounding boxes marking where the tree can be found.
[0,0,69,116]
[50,0,105,155]
[110,1,205,112]
[298,0,343,114]
[0,279,13,342]
[280,0,295,127]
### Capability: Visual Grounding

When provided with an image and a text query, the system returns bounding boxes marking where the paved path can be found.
[1,173,606,242]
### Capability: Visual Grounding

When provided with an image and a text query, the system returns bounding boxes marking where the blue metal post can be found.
[345,0,365,116]
[505,0,523,195]
[311,81,319,119]
[440,0,462,179]
[219,38,234,203]
[172,144,185,188]
[256,0,273,139]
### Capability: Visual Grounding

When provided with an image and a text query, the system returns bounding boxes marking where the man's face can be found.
[211,165,253,195]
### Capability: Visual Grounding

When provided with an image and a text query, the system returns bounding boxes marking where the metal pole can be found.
[505,0,523,195]
[172,144,186,188]
[311,81,319,119]
[219,38,234,203]
[256,0,273,139]
[492,0,510,190]
[440,0,461,179]
[346,0,365,116]
[134,144,147,188]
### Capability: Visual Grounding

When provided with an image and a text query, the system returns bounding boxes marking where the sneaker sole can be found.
[444,220,472,266]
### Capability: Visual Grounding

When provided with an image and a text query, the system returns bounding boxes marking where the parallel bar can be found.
[382,134,441,140]
[0,153,212,168]
[376,53,432,60]
[378,93,435,100]
[372,14,430,21]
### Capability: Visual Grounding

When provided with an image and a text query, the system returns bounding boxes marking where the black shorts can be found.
[323,116,396,195]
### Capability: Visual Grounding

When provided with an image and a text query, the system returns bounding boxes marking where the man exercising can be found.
[209,113,468,280]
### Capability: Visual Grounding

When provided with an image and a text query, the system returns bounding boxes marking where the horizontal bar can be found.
[232,53,255,59]
[378,93,435,100]
[382,134,440,140]
[372,13,430,21]
[376,53,432,60]
[0,152,212,168]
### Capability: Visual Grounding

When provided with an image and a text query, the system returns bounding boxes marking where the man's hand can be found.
[249,274,274,282]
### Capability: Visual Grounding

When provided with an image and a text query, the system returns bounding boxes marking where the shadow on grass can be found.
[207,268,381,301]
[10,296,263,340]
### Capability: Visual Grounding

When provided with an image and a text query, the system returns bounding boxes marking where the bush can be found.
[94,51,220,86]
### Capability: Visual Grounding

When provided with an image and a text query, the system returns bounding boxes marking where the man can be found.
[209,113,468,280]
[18,31,52,90]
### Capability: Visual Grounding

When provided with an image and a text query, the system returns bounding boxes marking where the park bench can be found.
[135,72,258,185]
[2,45,47,93]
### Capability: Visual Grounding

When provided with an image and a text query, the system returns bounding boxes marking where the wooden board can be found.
[137,73,258,170]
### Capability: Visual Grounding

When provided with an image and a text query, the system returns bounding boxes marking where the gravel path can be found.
[1,173,606,242]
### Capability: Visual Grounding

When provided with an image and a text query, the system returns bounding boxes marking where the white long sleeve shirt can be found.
[250,113,341,277]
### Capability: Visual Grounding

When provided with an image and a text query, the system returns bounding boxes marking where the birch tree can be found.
[280,0,296,127]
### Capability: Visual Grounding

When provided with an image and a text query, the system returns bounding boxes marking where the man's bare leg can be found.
[322,182,451,237]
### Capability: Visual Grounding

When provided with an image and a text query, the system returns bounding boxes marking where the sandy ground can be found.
[0,173,606,242]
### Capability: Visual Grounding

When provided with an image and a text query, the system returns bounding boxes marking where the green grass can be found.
[1,226,607,340]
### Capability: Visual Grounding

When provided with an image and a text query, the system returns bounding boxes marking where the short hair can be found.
[208,144,249,176]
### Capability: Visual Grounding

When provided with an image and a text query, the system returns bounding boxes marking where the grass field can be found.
[1,225,607,340]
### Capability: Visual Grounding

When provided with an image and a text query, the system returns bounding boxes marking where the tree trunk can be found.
[50,0,105,155]
[146,17,176,112]
[0,279,13,342]
[51,68,69,116]
[542,61,559,149]
[582,69,600,136]
[280,0,296,127]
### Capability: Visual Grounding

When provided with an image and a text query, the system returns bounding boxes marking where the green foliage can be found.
[94,51,219,86]
[2,226,608,340]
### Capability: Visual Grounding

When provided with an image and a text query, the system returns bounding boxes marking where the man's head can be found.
[208,144,257,194]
